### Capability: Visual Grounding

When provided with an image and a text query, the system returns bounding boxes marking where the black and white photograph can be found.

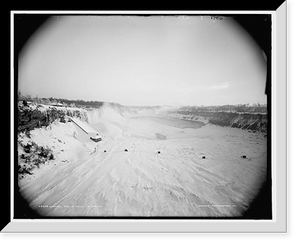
[14,13,272,220]
[16,15,271,219]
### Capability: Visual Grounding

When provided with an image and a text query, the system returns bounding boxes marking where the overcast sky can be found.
[18,15,267,106]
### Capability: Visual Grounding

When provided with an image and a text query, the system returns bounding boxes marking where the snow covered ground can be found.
[18,105,267,217]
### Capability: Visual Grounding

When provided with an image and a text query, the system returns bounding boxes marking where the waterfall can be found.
[86,108,103,124]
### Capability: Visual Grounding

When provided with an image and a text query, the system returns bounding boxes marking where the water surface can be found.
[135,116,205,129]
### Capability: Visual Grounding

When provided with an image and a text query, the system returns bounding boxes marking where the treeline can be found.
[18,92,105,108]
[177,103,267,114]
[57,98,104,108]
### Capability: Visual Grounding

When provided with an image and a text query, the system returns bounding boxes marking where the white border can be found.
[272,9,277,223]
[12,10,274,14]
[5,5,287,233]
[273,1,287,231]
[10,11,15,224]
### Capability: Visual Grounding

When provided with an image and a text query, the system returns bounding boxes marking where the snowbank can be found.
[17,104,268,217]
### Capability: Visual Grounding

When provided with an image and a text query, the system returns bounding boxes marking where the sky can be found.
[18,15,267,106]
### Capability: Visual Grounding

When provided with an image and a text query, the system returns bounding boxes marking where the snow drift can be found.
[17,103,268,218]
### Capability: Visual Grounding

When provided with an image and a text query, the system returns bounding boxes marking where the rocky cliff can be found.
[168,110,268,134]
[17,102,88,133]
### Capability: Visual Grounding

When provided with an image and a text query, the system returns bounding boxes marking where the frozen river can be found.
[19,110,267,217]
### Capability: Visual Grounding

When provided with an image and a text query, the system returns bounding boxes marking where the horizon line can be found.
[18,94,267,108]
